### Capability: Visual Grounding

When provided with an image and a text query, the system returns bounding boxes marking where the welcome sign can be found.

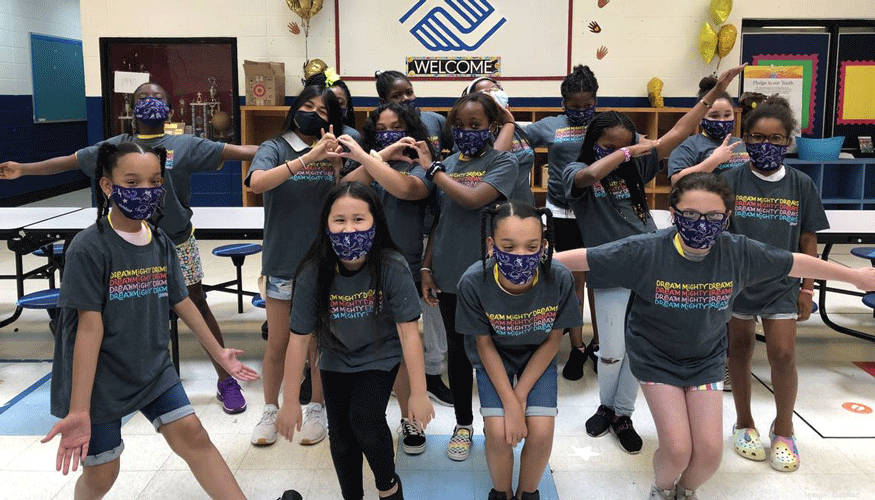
[336,0,572,80]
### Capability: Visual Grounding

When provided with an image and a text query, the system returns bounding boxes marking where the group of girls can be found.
[15,60,875,500]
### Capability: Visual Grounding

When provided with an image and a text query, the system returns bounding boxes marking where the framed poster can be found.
[335,0,573,81]
[834,32,875,149]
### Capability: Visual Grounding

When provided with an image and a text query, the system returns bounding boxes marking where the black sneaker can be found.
[519,491,540,500]
[585,341,599,374]
[488,489,509,500]
[398,418,427,455]
[611,415,643,454]
[562,346,586,381]
[426,374,454,407]
[586,405,615,437]
[276,490,303,500]
[299,362,312,405]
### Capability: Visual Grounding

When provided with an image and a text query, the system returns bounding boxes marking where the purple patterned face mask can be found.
[453,127,492,156]
[133,97,169,127]
[565,106,595,126]
[328,225,376,261]
[700,118,735,141]
[375,130,407,150]
[493,246,542,285]
[593,143,615,161]
[745,142,787,172]
[110,185,165,220]
[673,213,727,250]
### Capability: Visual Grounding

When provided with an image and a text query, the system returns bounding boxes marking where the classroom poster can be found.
[743,65,805,136]
[336,0,572,80]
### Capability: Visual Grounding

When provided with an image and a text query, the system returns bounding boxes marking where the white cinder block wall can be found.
[0,0,82,96]
[74,0,873,101]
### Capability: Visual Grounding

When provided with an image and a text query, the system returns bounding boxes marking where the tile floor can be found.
[0,190,873,499]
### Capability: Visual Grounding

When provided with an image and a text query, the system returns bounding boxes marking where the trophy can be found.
[208,77,218,103]
[123,94,131,116]
[178,98,186,125]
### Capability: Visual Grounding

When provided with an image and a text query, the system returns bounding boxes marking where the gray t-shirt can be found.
[77,134,225,245]
[667,133,749,180]
[524,115,587,209]
[420,110,453,153]
[51,222,188,424]
[456,259,582,372]
[245,137,336,278]
[723,165,830,314]
[431,148,518,293]
[563,150,661,287]
[586,228,794,386]
[289,251,422,372]
[507,125,535,204]
[374,161,435,279]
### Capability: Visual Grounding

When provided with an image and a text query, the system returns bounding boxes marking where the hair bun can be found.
[763,93,791,108]
[374,70,383,77]
[698,76,718,93]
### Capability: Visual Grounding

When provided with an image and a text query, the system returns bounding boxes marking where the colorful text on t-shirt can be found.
[593,178,630,200]
[109,266,168,301]
[718,151,749,171]
[654,280,734,310]
[165,150,175,169]
[511,138,531,156]
[487,306,558,337]
[733,195,799,225]
[290,160,335,183]
[330,290,378,319]
[449,170,485,188]
[553,126,586,144]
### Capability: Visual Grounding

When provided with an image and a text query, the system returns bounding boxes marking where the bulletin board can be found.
[30,34,86,123]
[740,32,829,138]
[834,32,875,148]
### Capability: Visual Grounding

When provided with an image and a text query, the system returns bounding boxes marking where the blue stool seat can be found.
[212,243,263,257]
[252,294,265,308]
[32,243,65,257]
[864,293,875,310]
[811,301,818,314]
[850,247,875,265]
[17,289,60,309]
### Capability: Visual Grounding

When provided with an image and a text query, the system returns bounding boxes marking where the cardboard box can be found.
[243,60,285,106]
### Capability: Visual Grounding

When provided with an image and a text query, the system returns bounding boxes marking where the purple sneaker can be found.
[217,377,247,414]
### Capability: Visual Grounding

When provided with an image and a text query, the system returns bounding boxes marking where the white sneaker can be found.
[299,402,327,445]
[251,404,279,446]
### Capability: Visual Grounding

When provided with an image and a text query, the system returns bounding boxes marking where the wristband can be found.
[298,157,307,170]
[369,149,384,162]
[700,98,713,109]
[285,160,293,175]
[425,161,445,180]
[800,288,814,295]
[420,267,433,274]
[620,147,632,162]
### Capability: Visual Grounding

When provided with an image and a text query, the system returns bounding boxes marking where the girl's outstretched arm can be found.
[788,253,875,291]
[554,248,590,273]
[398,320,434,431]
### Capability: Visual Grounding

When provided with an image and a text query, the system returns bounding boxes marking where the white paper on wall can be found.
[114,71,151,94]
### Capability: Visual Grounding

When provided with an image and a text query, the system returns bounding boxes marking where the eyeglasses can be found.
[745,133,789,146]
[672,206,728,223]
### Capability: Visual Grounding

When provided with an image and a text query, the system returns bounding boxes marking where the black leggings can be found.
[321,365,400,500]
[437,292,474,426]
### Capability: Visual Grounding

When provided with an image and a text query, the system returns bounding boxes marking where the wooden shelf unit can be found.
[242,105,741,209]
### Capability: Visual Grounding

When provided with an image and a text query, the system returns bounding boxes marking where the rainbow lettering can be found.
[733,195,799,224]
[109,266,169,301]
[554,126,586,144]
[449,170,485,188]
[653,279,733,310]
[330,290,380,320]
[592,178,630,200]
[486,306,558,337]
[291,160,335,183]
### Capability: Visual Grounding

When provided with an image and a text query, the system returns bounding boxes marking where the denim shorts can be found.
[84,382,194,466]
[731,312,798,321]
[266,275,294,301]
[476,362,558,417]
[640,380,724,392]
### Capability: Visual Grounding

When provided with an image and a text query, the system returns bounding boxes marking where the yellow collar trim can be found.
[136,133,165,139]
[673,233,687,258]
[108,214,151,243]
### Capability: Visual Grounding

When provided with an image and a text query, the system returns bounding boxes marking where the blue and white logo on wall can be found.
[400,0,507,51]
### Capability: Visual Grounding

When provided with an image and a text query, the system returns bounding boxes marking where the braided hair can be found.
[94,142,167,232]
[560,65,599,101]
[576,111,650,223]
[480,201,555,283]
[374,70,410,101]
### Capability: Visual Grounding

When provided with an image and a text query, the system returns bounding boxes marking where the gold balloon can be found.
[709,0,732,25]
[717,24,738,59]
[647,77,665,108]
[303,59,328,80]
[699,23,718,64]
[286,0,324,21]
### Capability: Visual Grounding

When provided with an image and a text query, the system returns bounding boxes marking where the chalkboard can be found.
[30,33,86,123]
